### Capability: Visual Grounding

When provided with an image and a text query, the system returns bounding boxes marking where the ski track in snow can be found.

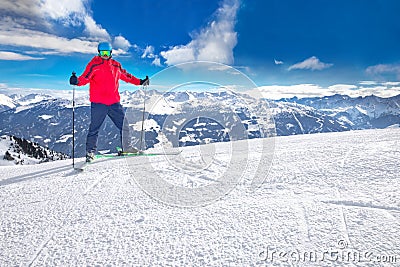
[0,128,399,266]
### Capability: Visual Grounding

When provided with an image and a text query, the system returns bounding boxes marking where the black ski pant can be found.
[86,102,130,153]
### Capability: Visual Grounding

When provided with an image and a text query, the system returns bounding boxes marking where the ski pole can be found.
[72,72,76,167]
[139,83,147,151]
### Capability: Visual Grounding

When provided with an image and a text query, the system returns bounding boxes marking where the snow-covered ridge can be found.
[0,135,69,166]
[0,94,16,110]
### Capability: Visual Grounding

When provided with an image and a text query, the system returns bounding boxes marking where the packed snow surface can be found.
[0,129,399,266]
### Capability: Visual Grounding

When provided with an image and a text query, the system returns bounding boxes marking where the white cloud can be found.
[40,0,86,26]
[83,15,110,40]
[246,82,400,100]
[113,35,131,51]
[152,56,162,67]
[274,59,284,65]
[0,0,134,56]
[366,64,400,79]
[142,45,155,58]
[366,64,400,74]
[327,84,358,92]
[382,81,400,86]
[161,45,195,65]
[0,0,89,33]
[139,45,162,66]
[359,81,378,86]
[248,84,328,99]
[40,0,110,40]
[0,51,44,60]
[161,0,239,66]
[288,56,333,71]
[0,25,97,54]
[0,0,42,21]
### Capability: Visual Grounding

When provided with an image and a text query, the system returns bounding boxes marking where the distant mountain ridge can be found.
[0,90,398,157]
[275,94,400,132]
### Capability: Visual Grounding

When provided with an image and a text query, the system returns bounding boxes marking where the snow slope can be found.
[0,129,399,266]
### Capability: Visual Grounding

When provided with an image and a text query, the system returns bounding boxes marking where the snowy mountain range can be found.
[276,94,400,132]
[0,90,399,157]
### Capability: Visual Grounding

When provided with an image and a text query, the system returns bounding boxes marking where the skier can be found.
[69,41,149,162]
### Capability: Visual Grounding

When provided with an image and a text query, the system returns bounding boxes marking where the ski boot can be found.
[86,152,95,162]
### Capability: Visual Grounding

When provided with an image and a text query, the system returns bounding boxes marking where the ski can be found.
[98,151,181,158]
[114,146,181,157]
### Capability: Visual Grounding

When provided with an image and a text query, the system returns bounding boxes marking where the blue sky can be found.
[1,0,400,98]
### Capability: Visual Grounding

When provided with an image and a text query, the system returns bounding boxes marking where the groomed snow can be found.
[0,129,399,266]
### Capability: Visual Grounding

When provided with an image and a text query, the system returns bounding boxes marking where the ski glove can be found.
[69,72,78,85]
[140,76,150,86]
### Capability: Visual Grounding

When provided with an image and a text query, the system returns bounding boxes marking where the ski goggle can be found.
[99,50,111,57]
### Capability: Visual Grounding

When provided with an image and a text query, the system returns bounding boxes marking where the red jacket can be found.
[77,56,141,105]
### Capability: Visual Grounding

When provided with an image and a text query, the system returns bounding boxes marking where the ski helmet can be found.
[98,42,112,52]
